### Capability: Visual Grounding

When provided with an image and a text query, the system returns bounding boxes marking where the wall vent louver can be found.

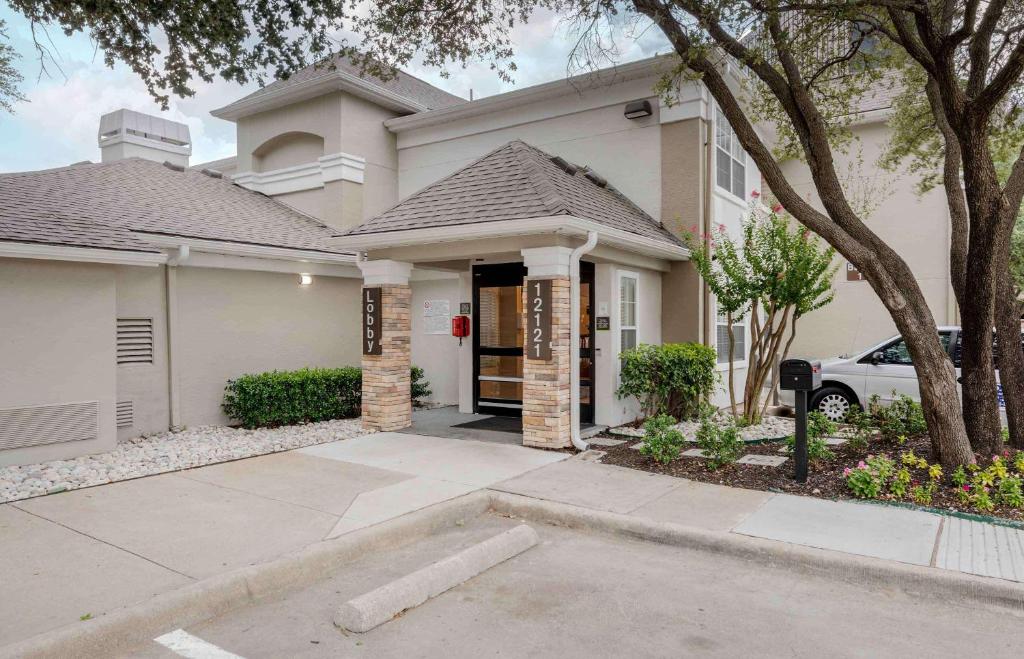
[0,401,99,450]
[117,317,154,365]
[116,400,134,428]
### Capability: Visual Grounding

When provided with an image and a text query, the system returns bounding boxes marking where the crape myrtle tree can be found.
[689,203,836,424]
[4,0,1022,467]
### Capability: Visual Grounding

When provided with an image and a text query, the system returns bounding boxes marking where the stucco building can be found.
[0,53,952,464]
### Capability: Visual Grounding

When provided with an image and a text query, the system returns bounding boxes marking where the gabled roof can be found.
[212,55,466,120]
[0,159,351,256]
[342,140,685,249]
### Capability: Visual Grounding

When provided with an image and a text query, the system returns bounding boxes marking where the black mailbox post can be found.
[780,359,821,483]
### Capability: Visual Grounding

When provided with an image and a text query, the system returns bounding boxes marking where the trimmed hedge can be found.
[222,366,434,428]
[223,367,363,428]
[616,343,718,420]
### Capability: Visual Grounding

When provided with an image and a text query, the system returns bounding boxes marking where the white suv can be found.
[781,326,1013,422]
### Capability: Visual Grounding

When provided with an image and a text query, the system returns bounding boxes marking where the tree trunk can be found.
[726,310,737,418]
[996,275,1024,449]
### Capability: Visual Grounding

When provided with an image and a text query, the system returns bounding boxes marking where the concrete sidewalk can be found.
[0,432,565,647]
[493,458,1024,582]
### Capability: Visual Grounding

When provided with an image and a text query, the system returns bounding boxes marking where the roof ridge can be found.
[337,140,530,236]
[507,141,571,217]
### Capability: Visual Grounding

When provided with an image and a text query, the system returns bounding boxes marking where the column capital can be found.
[521,246,574,278]
[358,259,413,286]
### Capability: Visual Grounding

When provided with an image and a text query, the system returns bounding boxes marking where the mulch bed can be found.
[597,430,1024,524]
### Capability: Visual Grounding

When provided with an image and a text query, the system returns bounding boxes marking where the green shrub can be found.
[783,410,836,463]
[696,408,743,470]
[617,343,717,420]
[871,392,927,441]
[411,366,432,406]
[223,367,362,428]
[223,366,430,428]
[843,405,875,451]
[639,414,685,464]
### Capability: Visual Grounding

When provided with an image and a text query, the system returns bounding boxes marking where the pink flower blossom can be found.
[771,203,783,213]
[717,223,727,232]
[750,190,761,198]
[963,485,971,491]
[843,467,852,477]
[857,460,867,469]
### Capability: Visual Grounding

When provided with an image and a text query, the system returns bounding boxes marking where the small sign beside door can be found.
[362,287,382,355]
[595,316,610,331]
[526,279,552,361]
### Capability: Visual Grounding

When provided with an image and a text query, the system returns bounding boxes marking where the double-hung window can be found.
[619,272,638,356]
[715,307,746,365]
[715,107,747,199]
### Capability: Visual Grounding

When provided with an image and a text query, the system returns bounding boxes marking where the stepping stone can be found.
[630,442,645,450]
[737,454,788,467]
[822,436,847,446]
[587,437,627,447]
[610,427,645,438]
[682,448,706,457]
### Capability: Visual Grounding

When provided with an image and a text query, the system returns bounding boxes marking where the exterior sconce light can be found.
[624,100,653,119]
[299,273,313,286]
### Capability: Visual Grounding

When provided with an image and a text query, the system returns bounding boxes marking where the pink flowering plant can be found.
[686,198,836,424]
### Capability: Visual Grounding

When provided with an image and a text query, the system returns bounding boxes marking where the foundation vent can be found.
[117,317,154,365]
[116,400,134,428]
[0,400,99,450]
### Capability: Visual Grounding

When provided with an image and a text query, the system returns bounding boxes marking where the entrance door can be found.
[473,263,526,416]
[472,262,595,423]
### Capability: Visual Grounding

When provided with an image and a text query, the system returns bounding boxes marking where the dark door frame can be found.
[471,261,595,424]
[473,262,528,416]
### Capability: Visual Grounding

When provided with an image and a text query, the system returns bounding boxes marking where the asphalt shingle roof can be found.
[0,159,349,254]
[344,140,684,248]
[228,54,466,113]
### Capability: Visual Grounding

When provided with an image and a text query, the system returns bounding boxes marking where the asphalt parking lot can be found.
[126,512,1022,659]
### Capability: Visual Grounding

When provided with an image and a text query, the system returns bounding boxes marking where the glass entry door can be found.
[473,263,527,415]
[472,261,595,423]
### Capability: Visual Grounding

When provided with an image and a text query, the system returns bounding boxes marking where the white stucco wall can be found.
[0,258,118,466]
[114,265,170,440]
[778,119,954,360]
[595,261,663,427]
[395,74,665,219]
[410,277,462,406]
[173,267,363,427]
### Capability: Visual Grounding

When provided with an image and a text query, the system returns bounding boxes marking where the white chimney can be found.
[98,109,192,167]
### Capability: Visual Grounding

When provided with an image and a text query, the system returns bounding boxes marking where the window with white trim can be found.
[619,272,638,356]
[715,107,747,199]
[715,306,746,365]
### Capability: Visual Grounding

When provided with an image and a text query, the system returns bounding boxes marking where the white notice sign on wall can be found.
[423,299,451,335]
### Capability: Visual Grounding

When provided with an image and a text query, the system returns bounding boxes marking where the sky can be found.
[0,5,669,172]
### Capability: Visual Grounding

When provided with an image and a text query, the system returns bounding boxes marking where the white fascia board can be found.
[211,72,425,121]
[138,234,357,265]
[0,241,167,266]
[385,55,680,133]
[330,215,690,261]
[184,251,362,278]
[233,151,365,196]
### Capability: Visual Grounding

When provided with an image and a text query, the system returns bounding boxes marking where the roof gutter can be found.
[138,234,357,264]
[0,241,166,266]
[329,216,690,261]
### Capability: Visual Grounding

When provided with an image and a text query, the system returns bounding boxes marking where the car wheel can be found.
[810,387,854,422]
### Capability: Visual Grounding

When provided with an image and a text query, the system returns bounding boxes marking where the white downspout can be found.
[165,245,189,429]
[570,231,599,451]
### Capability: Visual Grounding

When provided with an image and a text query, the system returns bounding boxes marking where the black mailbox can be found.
[780,359,821,392]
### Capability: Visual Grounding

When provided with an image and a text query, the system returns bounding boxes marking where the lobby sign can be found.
[526,279,552,361]
[362,287,382,355]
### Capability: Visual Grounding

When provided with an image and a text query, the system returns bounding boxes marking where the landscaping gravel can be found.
[610,413,795,443]
[0,419,371,504]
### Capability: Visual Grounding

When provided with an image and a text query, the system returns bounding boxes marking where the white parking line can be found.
[154,629,245,659]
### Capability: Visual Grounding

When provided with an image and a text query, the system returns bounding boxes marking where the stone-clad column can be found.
[358,260,413,432]
[521,247,573,449]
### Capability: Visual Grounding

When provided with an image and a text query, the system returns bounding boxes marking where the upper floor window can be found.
[715,107,747,199]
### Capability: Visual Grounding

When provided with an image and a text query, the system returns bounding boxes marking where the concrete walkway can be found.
[0,432,565,647]
[494,458,1024,582]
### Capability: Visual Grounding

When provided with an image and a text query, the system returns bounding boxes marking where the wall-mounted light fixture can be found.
[299,273,313,286]
[624,100,653,120]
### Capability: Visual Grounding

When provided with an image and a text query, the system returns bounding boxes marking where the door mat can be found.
[452,416,523,434]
